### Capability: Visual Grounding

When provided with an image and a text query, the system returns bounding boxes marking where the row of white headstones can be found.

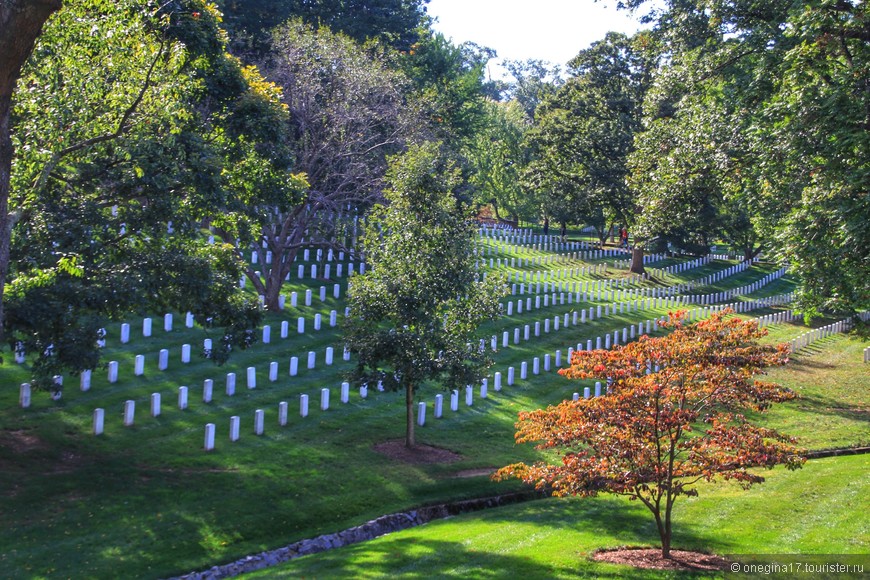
[198,296,813,450]
[21,292,802,447]
[35,256,788,396]
[15,255,788,406]
[15,251,810,450]
[15,247,783,402]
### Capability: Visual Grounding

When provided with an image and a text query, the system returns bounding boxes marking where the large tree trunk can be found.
[629,246,646,275]
[0,0,64,339]
[405,382,415,448]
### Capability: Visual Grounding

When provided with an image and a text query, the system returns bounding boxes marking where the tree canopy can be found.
[344,142,505,448]
[2,0,294,385]
[497,310,804,558]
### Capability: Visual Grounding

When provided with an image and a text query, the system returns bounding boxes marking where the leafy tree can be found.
[621,0,869,314]
[218,0,430,52]
[400,31,491,153]
[464,100,532,224]
[2,0,288,387]
[500,59,563,119]
[522,32,651,249]
[221,19,423,311]
[344,143,505,448]
[0,0,63,345]
[496,310,804,558]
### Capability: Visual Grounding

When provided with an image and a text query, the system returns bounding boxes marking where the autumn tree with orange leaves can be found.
[495,309,805,558]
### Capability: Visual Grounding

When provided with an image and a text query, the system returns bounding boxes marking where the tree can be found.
[620,0,869,314]
[521,33,652,253]
[218,0,429,52]
[221,19,423,311]
[344,143,505,448]
[496,310,804,558]
[464,100,532,224]
[0,0,63,344]
[3,1,289,387]
[500,59,563,119]
[400,31,491,154]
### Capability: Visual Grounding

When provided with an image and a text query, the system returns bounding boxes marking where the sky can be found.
[426,0,649,79]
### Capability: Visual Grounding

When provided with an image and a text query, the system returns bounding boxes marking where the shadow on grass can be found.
[788,392,869,425]
[260,536,717,579]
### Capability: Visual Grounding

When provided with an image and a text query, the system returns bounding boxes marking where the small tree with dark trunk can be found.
[496,310,804,558]
[344,143,505,448]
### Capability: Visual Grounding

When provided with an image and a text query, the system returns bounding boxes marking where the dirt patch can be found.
[373,440,462,464]
[0,428,49,453]
[592,547,730,571]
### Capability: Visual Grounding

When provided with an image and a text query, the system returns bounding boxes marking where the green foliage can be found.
[464,100,532,223]
[400,31,491,152]
[217,0,429,51]
[522,33,651,238]
[626,0,869,313]
[3,0,298,387]
[344,142,506,446]
[500,59,563,119]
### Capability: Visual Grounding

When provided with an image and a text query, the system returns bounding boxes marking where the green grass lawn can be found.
[0,241,864,579]
[243,454,870,579]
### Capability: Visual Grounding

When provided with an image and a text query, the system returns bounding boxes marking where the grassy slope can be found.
[0,246,864,578]
[245,454,870,579]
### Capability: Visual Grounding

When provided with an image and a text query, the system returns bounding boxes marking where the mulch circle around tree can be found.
[373,440,462,464]
[592,547,731,571]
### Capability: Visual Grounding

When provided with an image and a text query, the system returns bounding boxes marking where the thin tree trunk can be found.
[405,382,415,448]
[651,506,669,559]
[0,0,64,340]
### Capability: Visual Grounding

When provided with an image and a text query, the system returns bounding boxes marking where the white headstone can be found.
[19,383,31,408]
[229,416,240,441]
[93,408,105,435]
[204,423,216,451]
[124,400,135,426]
[254,409,265,435]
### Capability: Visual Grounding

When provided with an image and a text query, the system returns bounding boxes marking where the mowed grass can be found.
[755,331,870,450]
[0,245,861,578]
[244,454,870,579]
